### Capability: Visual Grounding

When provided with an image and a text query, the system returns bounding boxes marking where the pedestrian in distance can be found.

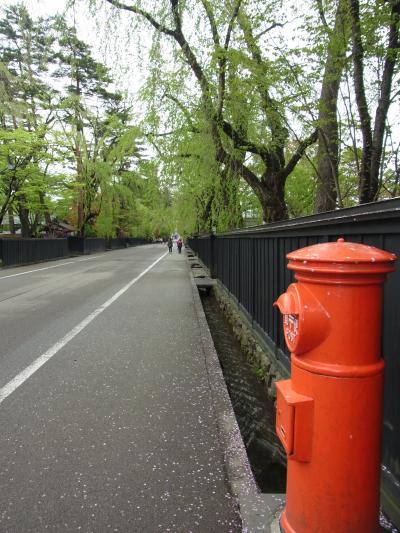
[168,237,173,253]
[177,238,183,254]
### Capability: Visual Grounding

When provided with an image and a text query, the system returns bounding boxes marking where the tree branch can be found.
[276,128,318,181]
[162,92,199,131]
[255,21,284,39]
[217,0,242,117]
[316,0,330,30]
[225,154,264,197]
[170,0,182,32]
[146,129,196,137]
[224,0,242,50]
[221,120,270,158]
[238,10,287,162]
[105,0,177,37]
[175,153,201,159]
[200,0,220,46]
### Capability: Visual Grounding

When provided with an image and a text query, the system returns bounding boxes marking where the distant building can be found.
[43,220,76,237]
[0,215,77,238]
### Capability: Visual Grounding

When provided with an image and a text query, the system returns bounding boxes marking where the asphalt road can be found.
[0,245,241,532]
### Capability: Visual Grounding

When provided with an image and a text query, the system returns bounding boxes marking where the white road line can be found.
[0,255,101,280]
[0,251,168,406]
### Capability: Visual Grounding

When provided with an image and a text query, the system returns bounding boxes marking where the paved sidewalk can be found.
[0,247,247,532]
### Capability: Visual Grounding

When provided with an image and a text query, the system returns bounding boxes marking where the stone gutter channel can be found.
[188,253,284,532]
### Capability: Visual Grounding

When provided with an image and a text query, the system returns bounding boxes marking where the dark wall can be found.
[67,237,106,255]
[0,236,150,267]
[189,197,400,527]
[0,238,69,266]
[107,238,150,249]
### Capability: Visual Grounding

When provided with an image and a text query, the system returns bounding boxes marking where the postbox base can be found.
[280,510,296,533]
[280,363,383,533]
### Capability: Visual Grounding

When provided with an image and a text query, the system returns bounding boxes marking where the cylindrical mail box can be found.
[274,238,396,533]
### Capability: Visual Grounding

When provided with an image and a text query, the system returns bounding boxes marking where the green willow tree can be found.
[97,0,318,224]
[146,100,243,233]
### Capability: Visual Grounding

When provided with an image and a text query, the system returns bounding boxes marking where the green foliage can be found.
[338,147,360,207]
[108,0,398,230]
[285,160,317,218]
[1,0,399,241]
[0,3,169,240]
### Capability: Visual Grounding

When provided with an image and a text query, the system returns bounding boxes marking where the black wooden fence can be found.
[125,237,149,247]
[67,237,107,255]
[107,238,128,250]
[0,236,151,267]
[0,238,70,267]
[106,237,149,249]
[188,197,400,527]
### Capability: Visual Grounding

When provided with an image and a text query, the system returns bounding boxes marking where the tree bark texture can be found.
[17,195,30,238]
[315,0,349,213]
[8,207,15,234]
[349,0,400,203]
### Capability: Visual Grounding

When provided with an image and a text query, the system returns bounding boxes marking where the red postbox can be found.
[274,238,396,533]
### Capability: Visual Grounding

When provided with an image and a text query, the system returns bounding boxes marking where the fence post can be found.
[210,233,216,278]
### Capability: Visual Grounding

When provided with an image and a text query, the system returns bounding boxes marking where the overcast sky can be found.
[4,1,92,44]
[1,0,150,106]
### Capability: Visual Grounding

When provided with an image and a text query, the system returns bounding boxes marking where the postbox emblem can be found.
[274,283,330,354]
[284,314,298,344]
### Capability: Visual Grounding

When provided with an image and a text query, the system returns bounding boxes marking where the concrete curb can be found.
[188,262,285,532]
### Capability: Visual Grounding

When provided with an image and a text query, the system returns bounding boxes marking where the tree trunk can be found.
[8,207,15,234]
[202,194,214,233]
[74,59,86,237]
[349,0,400,203]
[219,167,243,230]
[349,0,374,203]
[76,139,86,237]
[315,0,349,213]
[260,175,288,223]
[30,213,40,237]
[369,0,400,201]
[18,196,30,238]
[39,191,51,226]
[77,189,85,237]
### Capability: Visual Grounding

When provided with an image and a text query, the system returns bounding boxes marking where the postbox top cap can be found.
[287,238,397,266]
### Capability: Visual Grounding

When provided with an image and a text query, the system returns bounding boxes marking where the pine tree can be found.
[53,17,132,236]
[0,4,56,236]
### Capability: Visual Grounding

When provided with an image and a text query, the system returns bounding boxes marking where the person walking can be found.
[177,238,183,254]
[167,237,173,253]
